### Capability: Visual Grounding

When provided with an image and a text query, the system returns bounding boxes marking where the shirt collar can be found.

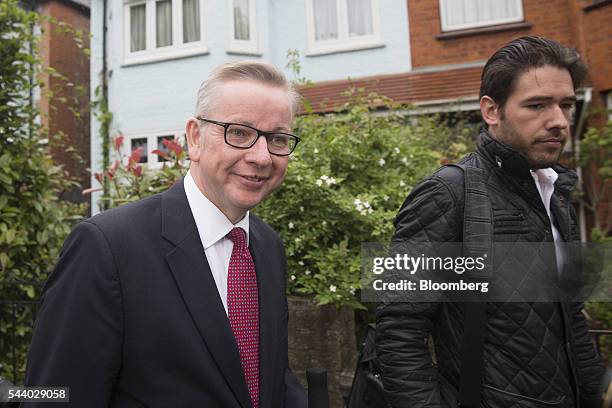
[531,167,559,187]
[184,170,249,249]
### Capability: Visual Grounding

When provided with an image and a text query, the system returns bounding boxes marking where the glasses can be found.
[197,117,300,156]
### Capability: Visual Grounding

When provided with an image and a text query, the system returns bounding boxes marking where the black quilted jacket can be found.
[375,130,605,408]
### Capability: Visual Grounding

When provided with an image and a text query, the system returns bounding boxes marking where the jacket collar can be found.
[476,128,577,193]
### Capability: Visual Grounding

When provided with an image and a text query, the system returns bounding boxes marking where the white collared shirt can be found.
[530,168,565,273]
[183,170,249,315]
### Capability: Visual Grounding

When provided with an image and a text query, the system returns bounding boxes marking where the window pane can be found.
[130,4,146,52]
[313,0,338,41]
[183,0,201,43]
[347,0,373,37]
[441,0,522,29]
[233,0,250,41]
[156,0,172,47]
[157,135,174,162]
[131,138,148,163]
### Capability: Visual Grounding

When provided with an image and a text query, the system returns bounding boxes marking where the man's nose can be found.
[547,105,570,130]
[245,135,273,166]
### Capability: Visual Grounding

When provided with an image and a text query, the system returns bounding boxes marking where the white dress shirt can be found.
[530,168,565,273]
[183,170,249,314]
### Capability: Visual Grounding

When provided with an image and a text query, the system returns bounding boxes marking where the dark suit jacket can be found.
[24,180,307,407]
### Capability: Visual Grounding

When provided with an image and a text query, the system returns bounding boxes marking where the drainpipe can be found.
[574,87,592,243]
[101,0,109,210]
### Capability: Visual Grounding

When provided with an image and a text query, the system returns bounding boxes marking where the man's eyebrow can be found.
[236,121,290,133]
[521,95,577,104]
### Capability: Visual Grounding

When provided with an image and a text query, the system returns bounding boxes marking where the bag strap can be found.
[444,164,492,408]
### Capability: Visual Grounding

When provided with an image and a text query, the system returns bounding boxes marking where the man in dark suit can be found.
[24,61,307,407]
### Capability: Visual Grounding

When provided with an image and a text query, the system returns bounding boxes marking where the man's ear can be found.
[480,96,501,127]
[185,117,202,162]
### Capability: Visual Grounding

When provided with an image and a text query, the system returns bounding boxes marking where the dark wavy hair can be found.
[479,36,587,109]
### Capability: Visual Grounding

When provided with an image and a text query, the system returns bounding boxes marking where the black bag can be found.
[347,163,491,408]
[346,324,388,408]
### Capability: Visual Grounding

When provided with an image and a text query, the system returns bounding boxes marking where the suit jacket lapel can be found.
[249,225,280,408]
[161,180,252,408]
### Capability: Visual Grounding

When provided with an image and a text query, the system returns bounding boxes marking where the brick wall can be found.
[581,1,612,122]
[408,0,574,68]
[37,0,90,203]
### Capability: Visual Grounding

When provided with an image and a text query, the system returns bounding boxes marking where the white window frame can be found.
[439,0,524,32]
[305,0,382,56]
[123,130,187,169]
[228,0,259,55]
[123,0,207,66]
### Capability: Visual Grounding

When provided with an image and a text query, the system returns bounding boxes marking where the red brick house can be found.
[300,0,611,239]
[26,0,91,204]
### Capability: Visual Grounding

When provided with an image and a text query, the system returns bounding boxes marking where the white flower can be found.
[296,175,302,181]
[401,156,408,164]
[295,237,301,243]
[321,221,327,226]
[329,285,337,293]
[349,286,356,295]
[321,175,329,181]
[314,148,319,154]
[291,275,296,281]
[288,222,294,229]
[399,180,406,187]
[316,179,323,186]
[350,164,355,169]
[305,269,311,275]
[298,261,304,266]
[383,195,389,201]
[354,198,362,206]
[378,158,386,167]
[326,177,337,186]
[299,206,304,212]
[394,147,400,154]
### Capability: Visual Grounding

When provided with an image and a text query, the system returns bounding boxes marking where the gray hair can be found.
[194,60,301,119]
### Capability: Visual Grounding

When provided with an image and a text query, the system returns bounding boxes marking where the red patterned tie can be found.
[227,227,260,408]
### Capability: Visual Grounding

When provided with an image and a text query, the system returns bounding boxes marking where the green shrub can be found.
[0,0,84,382]
[255,92,474,308]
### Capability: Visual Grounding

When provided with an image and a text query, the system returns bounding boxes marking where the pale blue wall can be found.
[90,0,411,211]
[270,0,411,82]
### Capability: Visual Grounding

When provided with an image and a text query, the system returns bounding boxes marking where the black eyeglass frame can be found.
[197,117,300,156]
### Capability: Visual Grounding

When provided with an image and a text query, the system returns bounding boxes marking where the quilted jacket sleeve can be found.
[571,303,605,408]
[375,175,462,408]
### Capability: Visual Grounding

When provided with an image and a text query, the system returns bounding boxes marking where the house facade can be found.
[302,0,611,115]
[90,0,610,232]
[89,0,411,211]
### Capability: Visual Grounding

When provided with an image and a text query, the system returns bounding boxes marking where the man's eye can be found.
[229,127,248,137]
[560,103,575,111]
[270,135,289,146]
[527,104,545,110]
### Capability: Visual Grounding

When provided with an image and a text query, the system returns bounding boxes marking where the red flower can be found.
[128,146,145,168]
[162,138,183,156]
[94,172,103,184]
[108,160,119,181]
[151,149,169,160]
[133,164,143,177]
[114,134,124,151]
